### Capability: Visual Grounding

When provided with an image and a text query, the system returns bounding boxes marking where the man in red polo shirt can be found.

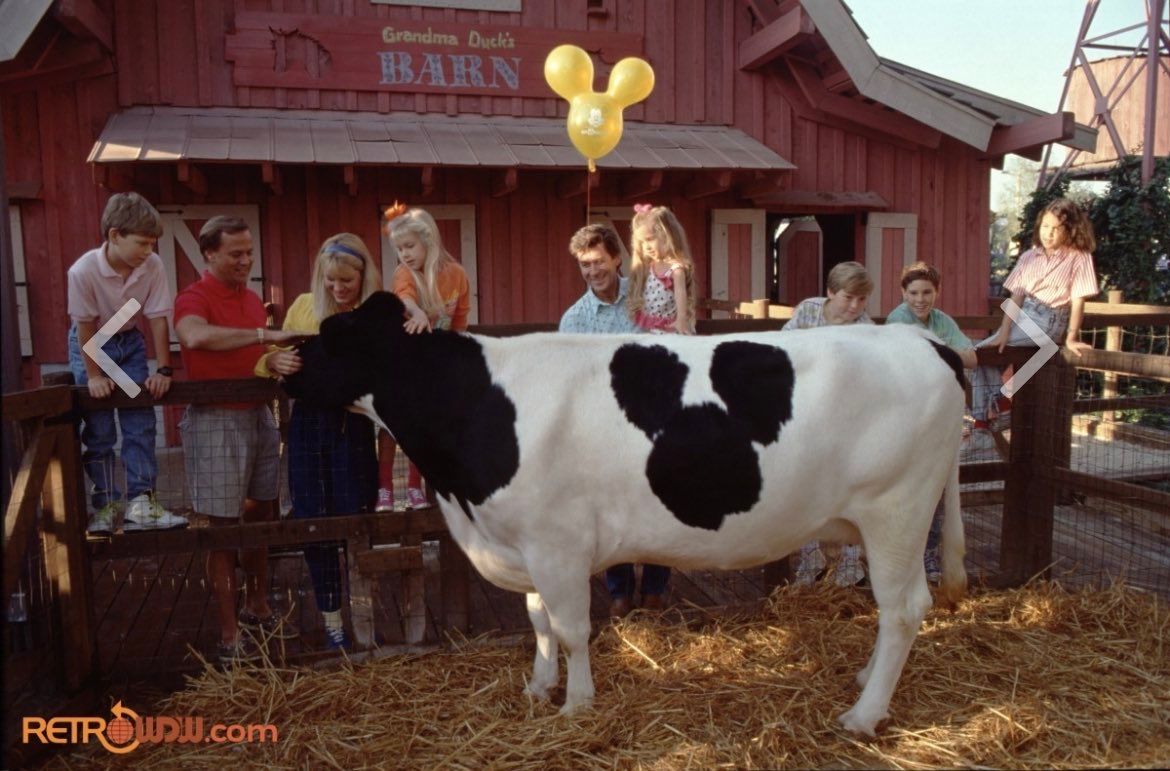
[174,215,308,663]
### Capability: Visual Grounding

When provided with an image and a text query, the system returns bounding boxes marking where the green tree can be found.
[1088,156,1170,305]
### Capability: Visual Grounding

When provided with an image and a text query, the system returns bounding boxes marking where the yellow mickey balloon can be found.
[544,44,655,171]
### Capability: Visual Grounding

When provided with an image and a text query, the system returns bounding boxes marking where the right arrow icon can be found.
[82,299,143,398]
[998,299,1059,398]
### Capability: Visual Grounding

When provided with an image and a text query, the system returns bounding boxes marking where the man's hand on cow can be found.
[404,306,432,334]
[268,350,303,377]
[269,329,312,346]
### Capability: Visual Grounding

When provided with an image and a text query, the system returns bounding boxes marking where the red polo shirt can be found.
[174,271,266,405]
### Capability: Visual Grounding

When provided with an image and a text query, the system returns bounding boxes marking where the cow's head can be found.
[282,291,406,407]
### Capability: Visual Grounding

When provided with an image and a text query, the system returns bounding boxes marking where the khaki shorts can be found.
[180,404,280,519]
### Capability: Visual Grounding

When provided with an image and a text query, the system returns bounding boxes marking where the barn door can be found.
[864,213,917,317]
[156,204,265,343]
[381,204,479,324]
[8,205,33,355]
[710,209,767,317]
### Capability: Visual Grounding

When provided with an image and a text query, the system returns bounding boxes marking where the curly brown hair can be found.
[1032,198,1096,252]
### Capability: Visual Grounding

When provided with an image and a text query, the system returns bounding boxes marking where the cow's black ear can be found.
[320,291,404,355]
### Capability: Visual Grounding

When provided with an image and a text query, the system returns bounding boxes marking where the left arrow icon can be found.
[82,299,143,397]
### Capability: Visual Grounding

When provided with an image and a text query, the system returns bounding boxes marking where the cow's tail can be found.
[937,451,967,608]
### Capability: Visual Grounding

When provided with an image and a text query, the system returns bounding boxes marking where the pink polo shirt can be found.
[67,245,172,331]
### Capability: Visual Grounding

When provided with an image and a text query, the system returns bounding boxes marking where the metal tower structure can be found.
[1040,0,1169,187]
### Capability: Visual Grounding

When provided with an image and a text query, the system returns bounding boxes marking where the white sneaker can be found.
[793,542,827,587]
[960,429,998,463]
[833,544,867,587]
[87,502,119,535]
[123,493,188,531]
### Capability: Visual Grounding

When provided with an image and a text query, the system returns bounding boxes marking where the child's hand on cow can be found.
[404,305,432,334]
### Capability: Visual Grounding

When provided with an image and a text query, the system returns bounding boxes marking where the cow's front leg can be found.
[524,592,558,701]
[527,561,594,715]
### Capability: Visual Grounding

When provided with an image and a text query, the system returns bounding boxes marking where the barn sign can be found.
[225,12,643,98]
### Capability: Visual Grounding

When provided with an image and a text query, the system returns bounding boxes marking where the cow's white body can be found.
[291,294,966,737]
[429,325,962,736]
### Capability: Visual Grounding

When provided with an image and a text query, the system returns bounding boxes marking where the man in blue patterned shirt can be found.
[558,224,640,335]
[559,223,669,617]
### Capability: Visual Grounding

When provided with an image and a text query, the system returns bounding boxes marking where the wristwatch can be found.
[156,366,174,377]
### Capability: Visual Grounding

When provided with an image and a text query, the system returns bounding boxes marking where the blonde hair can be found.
[628,206,696,327]
[386,208,456,318]
[826,261,873,296]
[311,233,381,322]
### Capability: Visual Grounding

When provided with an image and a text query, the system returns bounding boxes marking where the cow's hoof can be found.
[524,682,553,702]
[558,696,593,716]
[838,707,883,738]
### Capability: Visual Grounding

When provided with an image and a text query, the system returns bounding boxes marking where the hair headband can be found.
[323,242,365,261]
[633,203,653,214]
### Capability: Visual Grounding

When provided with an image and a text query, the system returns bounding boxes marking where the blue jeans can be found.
[606,563,671,599]
[288,401,378,613]
[970,297,1069,421]
[67,325,156,508]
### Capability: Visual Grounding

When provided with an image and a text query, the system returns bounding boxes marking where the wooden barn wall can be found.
[5,0,998,375]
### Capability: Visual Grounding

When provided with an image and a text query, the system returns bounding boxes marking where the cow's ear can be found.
[320,291,404,355]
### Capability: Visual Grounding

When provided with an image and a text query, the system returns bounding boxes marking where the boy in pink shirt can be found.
[67,192,186,533]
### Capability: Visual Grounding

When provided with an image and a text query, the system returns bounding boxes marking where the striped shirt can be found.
[1004,247,1099,307]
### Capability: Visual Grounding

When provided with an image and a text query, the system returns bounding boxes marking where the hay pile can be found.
[70,582,1168,769]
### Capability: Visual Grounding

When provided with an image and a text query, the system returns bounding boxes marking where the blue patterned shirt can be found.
[559,277,641,335]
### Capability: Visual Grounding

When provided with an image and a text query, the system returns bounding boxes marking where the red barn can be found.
[2,0,1094,387]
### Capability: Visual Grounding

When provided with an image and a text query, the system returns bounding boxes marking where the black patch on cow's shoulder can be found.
[384,332,520,519]
[609,344,688,439]
[284,292,520,521]
[928,340,966,390]
[709,341,794,445]
[646,404,762,531]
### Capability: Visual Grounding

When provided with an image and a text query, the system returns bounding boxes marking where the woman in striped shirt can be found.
[964,198,1099,460]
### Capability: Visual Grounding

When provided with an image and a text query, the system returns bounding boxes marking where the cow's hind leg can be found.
[524,592,559,701]
[526,561,594,715]
[840,544,932,737]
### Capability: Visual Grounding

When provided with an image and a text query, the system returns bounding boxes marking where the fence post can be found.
[1101,289,1124,424]
[40,424,97,691]
[998,352,1076,583]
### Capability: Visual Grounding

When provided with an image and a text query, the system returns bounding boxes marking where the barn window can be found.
[370,0,522,11]
[8,205,33,356]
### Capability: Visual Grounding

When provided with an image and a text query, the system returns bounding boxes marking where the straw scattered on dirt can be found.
[65,581,1169,769]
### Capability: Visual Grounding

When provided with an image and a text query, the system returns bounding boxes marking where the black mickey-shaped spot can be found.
[710,341,795,446]
[609,343,688,440]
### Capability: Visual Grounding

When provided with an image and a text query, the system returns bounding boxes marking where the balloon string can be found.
[586,168,592,226]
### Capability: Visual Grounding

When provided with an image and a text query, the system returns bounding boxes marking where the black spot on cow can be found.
[608,339,795,531]
[283,291,520,519]
[647,404,763,531]
[928,340,966,390]
[709,341,795,445]
[609,344,688,439]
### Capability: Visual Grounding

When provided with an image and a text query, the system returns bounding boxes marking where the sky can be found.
[844,0,1152,200]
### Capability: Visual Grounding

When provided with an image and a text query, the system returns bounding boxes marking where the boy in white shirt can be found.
[67,192,186,533]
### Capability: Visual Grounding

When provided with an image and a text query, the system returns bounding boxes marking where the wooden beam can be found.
[739,173,785,199]
[787,59,943,148]
[6,180,41,199]
[491,167,518,198]
[420,165,435,197]
[53,0,113,53]
[618,170,663,201]
[176,161,206,196]
[4,423,51,597]
[89,162,134,191]
[555,169,600,199]
[344,164,358,197]
[684,170,731,200]
[738,5,814,70]
[744,0,781,25]
[983,111,1076,158]
[749,189,889,212]
[261,162,281,196]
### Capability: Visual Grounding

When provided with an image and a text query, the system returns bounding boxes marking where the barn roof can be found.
[87,106,796,172]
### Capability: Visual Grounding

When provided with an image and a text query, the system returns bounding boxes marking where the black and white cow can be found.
[284,291,967,736]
